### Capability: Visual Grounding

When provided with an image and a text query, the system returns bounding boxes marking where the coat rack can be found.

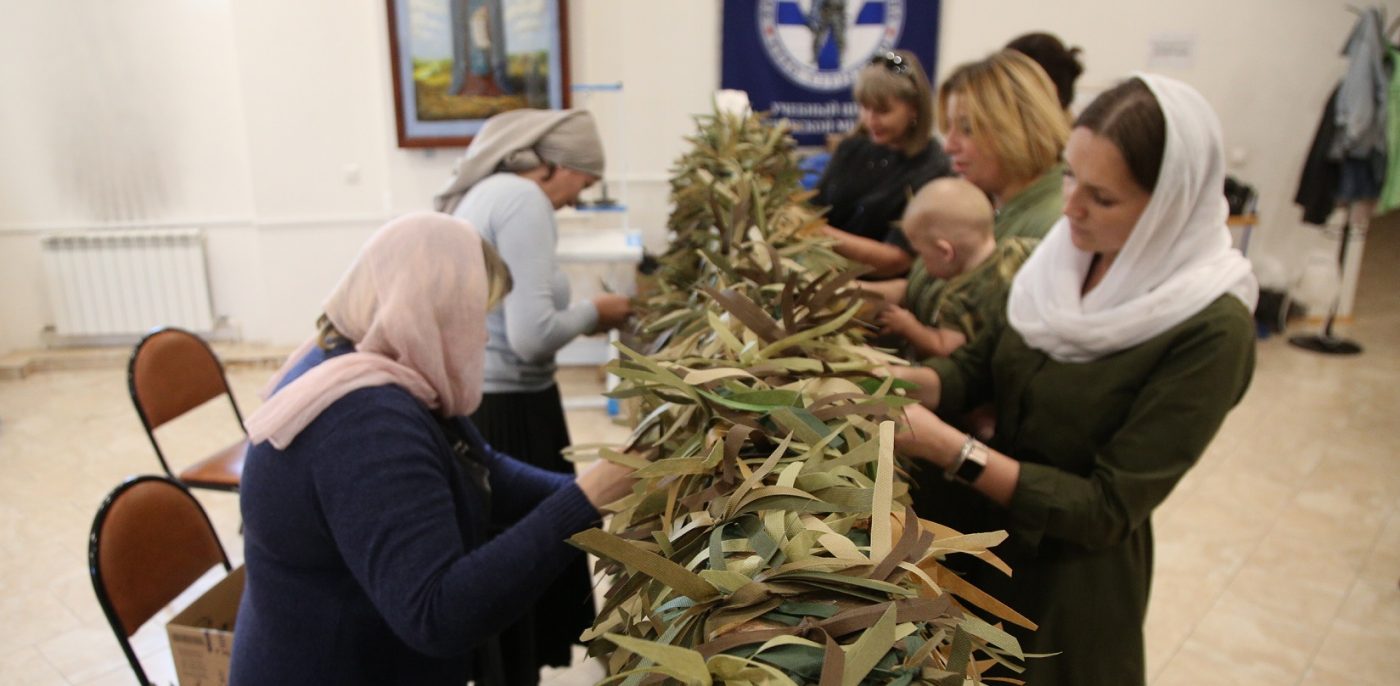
[1288,212,1363,355]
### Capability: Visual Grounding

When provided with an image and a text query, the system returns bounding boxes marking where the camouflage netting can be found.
[568,109,1034,686]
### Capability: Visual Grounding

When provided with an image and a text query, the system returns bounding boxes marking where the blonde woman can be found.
[938,49,1070,241]
[816,49,953,277]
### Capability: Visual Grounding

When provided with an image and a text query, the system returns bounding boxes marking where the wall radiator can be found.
[40,228,215,337]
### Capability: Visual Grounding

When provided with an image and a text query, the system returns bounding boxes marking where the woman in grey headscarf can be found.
[434,108,631,685]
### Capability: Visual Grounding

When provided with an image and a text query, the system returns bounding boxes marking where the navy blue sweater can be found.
[230,346,600,685]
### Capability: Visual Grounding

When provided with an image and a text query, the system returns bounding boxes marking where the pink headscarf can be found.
[246,212,490,449]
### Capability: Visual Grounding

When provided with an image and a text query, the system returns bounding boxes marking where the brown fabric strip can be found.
[818,632,845,686]
[780,273,799,333]
[807,268,869,314]
[870,506,924,581]
[722,425,754,486]
[702,286,786,343]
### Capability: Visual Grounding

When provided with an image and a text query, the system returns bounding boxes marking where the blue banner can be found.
[722,0,941,145]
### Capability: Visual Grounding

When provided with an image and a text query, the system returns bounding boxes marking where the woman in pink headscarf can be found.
[230,212,632,686]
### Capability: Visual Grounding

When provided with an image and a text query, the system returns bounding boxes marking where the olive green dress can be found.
[912,294,1256,685]
[995,164,1065,242]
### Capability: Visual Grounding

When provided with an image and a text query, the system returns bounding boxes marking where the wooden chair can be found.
[88,475,232,685]
[128,327,247,491]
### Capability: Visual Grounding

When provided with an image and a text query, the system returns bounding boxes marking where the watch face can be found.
[955,442,987,483]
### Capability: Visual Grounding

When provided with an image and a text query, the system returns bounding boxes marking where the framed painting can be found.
[386,0,571,148]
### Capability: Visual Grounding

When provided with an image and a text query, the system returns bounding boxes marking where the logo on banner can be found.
[757,0,905,91]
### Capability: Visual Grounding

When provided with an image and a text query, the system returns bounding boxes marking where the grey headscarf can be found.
[434,109,605,213]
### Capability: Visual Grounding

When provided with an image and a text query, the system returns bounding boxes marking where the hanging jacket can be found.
[1296,87,1342,225]
[1332,6,1389,159]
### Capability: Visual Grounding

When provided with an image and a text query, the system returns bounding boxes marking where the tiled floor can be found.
[1,228,1397,685]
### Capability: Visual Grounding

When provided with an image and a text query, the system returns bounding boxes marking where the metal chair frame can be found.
[127,326,247,492]
[88,475,232,685]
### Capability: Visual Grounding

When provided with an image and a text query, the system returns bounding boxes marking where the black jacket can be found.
[1295,87,1341,225]
[815,135,953,247]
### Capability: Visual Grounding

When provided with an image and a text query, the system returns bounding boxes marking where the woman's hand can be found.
[887,364,943,410]
[823,225,913,278]
[896,403,1019,506]
[575,459,635,511]
[592,294,633,333]
[894,403,962,470]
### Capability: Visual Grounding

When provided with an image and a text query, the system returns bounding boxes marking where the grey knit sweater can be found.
[453,173,599,392]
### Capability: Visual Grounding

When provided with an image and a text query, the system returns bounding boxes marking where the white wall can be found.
[0,0,1390,353]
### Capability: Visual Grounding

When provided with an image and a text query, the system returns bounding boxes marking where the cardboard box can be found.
[166,566,244,686]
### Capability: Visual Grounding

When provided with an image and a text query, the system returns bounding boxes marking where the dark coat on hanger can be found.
[1295,87,1342,225]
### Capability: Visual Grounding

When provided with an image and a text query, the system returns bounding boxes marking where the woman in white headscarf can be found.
[230,213,633,686]
[435,108,631,683]
[892,75,1258,685]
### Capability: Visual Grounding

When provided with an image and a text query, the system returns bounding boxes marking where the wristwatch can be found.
[944,434,988,485]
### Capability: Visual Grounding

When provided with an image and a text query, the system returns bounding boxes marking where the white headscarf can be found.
[1006,74,1258,363]
[433,109,605,214]
[246,211,490,449]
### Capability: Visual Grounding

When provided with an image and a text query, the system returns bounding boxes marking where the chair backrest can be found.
[128,327,246,476]
[88,475,232,685]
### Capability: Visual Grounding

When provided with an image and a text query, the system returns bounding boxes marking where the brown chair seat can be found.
[178,438,249,490]
[128,327,248,492]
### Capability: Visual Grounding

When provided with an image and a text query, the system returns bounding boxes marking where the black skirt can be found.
[470,384,596,686]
